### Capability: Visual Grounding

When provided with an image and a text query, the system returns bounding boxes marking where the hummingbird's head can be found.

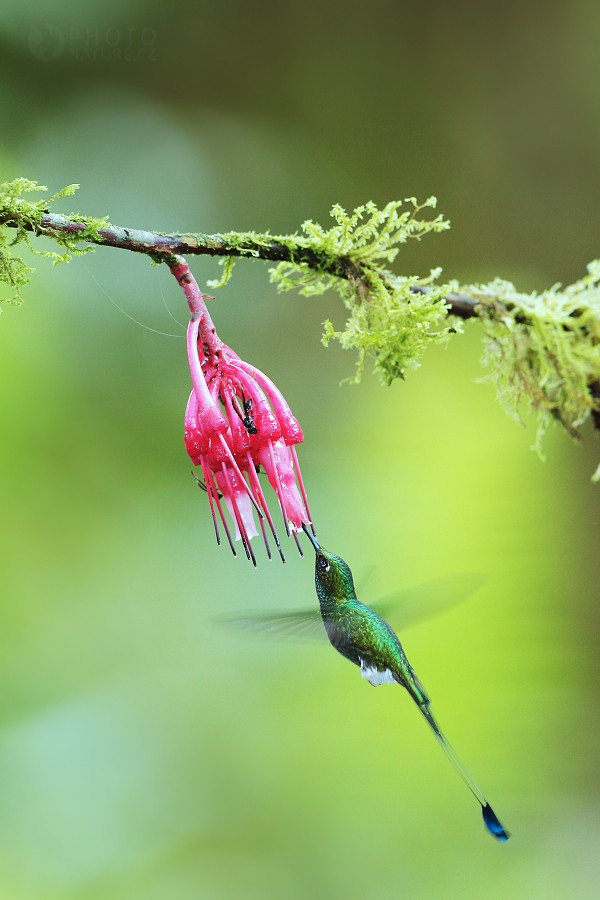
[301,526,356,602]
[314,548,356,602]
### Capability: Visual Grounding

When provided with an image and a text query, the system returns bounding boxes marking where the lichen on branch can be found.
[268,199,456,384]
[464,266,600,477]
[0,178,107,304]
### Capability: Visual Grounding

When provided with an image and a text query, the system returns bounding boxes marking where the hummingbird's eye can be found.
[318,556,330,573]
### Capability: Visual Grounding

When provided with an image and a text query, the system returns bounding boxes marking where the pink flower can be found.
[172,257,313,564]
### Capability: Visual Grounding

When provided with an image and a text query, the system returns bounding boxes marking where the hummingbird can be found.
[302,525,510,842]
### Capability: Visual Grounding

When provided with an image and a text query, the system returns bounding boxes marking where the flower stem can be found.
[170,256,223,355]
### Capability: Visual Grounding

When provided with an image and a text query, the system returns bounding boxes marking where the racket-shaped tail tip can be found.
[482,803,510,842]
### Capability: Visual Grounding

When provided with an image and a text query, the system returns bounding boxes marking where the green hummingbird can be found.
[302,525,510,842]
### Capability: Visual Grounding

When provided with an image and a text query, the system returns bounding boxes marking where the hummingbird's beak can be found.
[302,523,320,552]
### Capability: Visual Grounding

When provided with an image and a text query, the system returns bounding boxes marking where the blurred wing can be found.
[217,608,325,642]
[372,572,488,631]
[219,573,487,643]
[355,563,377,595]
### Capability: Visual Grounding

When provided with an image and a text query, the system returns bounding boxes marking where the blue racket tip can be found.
[482,803,510,842]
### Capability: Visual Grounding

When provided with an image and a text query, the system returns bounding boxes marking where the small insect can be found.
[191,471,223,499]
[234,391,258,434]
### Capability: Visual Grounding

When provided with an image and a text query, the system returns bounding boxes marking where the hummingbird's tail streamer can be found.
[418,704,510,842]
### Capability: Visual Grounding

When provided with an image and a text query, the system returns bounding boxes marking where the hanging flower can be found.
[171,256,314,564]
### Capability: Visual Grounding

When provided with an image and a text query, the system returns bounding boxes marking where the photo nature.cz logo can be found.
[28,25,157,63]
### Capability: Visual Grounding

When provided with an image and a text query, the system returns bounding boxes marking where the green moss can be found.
[464,265,600,475]
[206,201,455,383]
[68,213,110,244]
[268,199,455,382]
[0,179,105,305]
[206,255,237,289]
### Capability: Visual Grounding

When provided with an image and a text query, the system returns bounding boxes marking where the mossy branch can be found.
[1,179,599,477]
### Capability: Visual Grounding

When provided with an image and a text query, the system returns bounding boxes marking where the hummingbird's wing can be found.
[219,573,487,642]
[217,608,325,642]
[372,572,487,630]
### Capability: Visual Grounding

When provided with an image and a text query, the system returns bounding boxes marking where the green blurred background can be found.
[1,2,599,898]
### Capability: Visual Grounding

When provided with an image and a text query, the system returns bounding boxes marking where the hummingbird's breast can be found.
[318,593,430,706]
[320,599,404,680]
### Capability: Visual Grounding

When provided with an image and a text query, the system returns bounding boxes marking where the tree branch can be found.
[1,185,598,465]
[0,210,480,319]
